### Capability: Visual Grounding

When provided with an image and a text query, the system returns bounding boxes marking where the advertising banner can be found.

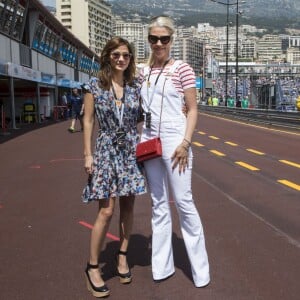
[8,63,41,82]
[41,72,56,85]
[196,77,203,89]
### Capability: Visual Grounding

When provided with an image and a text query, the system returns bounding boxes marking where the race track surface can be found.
[1,114,299,300]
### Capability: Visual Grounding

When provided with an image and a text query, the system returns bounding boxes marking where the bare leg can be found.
[69,118,76,129]
[88,197,116,286]
[117,195,135,273]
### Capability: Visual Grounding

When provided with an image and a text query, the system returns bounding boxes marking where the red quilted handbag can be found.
[137,72,170,162]
[136,137,162,162]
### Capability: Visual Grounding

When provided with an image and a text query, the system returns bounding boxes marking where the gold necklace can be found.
[111,81,125,107]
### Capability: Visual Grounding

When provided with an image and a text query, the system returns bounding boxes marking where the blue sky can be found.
[41,0,55,7]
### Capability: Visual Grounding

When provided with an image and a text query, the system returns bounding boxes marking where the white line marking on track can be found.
[194,171,300,249]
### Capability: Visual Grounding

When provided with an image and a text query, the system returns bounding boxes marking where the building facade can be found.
[0,0,99,130]
[55,0,112,54]
[286,48,300,64]
[172,37,204,76]
[256,34,284,62]
[113,21,147,62]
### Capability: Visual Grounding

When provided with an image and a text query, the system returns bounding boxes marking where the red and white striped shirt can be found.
[139,61,196,96]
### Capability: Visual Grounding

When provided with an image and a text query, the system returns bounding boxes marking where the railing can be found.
[53,106,68,121]
[199,105,300,131]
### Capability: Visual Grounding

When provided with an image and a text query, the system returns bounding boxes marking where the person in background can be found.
[207,95,212,106]
[82,36,146,298]
[61,92,68,106]
[139,15,210,288]
[212,95,219,106]
[67,88,84,132]
[236,96,242,108]
[61,92,69,119]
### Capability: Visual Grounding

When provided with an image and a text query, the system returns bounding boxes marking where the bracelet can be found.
[182,144,189,151]
[183,138,191,146]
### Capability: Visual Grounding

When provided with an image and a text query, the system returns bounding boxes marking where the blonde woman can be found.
[139,16,210,288]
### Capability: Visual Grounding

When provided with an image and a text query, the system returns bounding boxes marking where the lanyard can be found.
[111,82,126,128]
[146,58,170,112]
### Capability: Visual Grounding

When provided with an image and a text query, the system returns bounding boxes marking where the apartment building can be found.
[0,0,99,130]
[113,21,147,62]
[289,36,300,48]
[172,37,205,76]
[56,0,112,55]
[239,39,256,60]
[256,34,284,62]
[286,47,300,64]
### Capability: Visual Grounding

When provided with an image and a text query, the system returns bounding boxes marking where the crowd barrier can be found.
[53,105,68,121]
[1,105,10,136]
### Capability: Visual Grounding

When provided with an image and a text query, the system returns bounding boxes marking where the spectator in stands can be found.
[212,95,219,106]
[204,93,210,105]
[207,95,212,105]
[67,88,84,132]
[81,37,146,298]
[138,15,210,288]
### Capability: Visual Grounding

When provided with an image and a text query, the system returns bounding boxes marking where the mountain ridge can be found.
[108,0,300,31]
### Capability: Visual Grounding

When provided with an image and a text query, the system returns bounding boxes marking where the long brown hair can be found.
[98,37,136,90]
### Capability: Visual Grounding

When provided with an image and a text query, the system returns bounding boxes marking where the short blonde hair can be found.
[148,15,175,66]
[148,15,175,36]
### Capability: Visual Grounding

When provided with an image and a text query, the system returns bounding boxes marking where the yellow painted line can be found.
[198,131,206,135]
[209,135,219,140]
[278,179,300,191]
[247,149,265,155]
[235,161,260,171]
[210,150,226,157]
[279,160,300,169]
[193,142,204,147]
[225,141,238,146]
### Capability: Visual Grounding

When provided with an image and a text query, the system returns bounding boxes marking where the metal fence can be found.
[199,105,300,131]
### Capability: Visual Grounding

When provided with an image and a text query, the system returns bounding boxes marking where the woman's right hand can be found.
[84,155,93,174]
[182,103,188,117]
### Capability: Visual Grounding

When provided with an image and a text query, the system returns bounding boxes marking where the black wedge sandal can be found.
[115,250,132,284]
[85,263,110,298]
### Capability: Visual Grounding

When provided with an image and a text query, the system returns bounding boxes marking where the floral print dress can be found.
[82,77,146,202]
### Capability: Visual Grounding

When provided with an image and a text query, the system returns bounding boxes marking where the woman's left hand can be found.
[171,143,189,173]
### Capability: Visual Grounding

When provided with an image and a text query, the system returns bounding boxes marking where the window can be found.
[0,0,25,40]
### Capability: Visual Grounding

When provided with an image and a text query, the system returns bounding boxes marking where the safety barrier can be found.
[199,104,300,131]
[53,106,68,121]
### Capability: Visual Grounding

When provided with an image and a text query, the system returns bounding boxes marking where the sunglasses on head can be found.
[111,52,132,60]
[148,35,171,45]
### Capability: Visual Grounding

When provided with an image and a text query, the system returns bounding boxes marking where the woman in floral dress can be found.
[82,37,146,298]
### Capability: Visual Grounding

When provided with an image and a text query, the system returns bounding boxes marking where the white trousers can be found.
[143,125,210,287]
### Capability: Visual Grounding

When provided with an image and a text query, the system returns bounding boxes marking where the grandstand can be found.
[213,62,300,109]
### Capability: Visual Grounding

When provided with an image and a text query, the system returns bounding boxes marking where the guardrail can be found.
[198,105,300,131]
